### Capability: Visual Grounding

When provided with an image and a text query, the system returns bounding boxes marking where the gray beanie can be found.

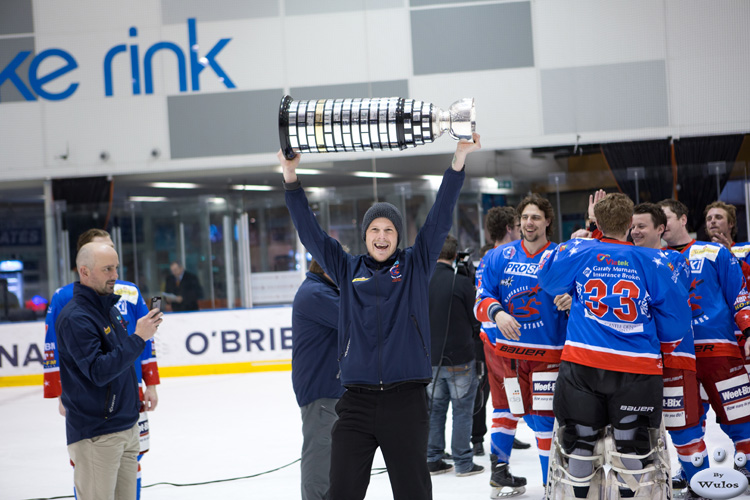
[361,202,403,245]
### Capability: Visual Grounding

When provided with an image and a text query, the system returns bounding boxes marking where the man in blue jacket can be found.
[292,258,344,500]
[279,132,481,500]
[56,242,163,500]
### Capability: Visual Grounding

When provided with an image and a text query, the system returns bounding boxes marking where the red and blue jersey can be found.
[474,244,503,348]
[44,280,159,398]
[731,242,750,284]
[668,240,750,359]
[538,237,691,375]
[474,239,567,363]
[660,248,696,371]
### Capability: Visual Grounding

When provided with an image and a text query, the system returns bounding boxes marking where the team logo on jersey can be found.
[505,262,539,278]
[500,277,514,287]
[116,300,128,315]
[104,326,111,335]
[690,259,704,274]
[508,284,542,323]
[503,246,516,259]
[583,267,592,277]
[390,261,402,282]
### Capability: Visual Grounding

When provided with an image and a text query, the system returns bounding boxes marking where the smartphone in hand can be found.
[150,296,162,311]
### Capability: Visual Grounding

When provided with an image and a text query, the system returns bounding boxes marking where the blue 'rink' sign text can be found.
[0,18,234,102]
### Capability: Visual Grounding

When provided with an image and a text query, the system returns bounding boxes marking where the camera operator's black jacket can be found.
[428,262,481,366]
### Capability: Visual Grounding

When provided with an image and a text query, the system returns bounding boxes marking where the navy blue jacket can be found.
[292,271,344,407]
[56,282,145,445]
[285,167,465,387]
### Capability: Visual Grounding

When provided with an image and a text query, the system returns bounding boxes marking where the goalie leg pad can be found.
[606,419,672,500]
[546,423,605,500]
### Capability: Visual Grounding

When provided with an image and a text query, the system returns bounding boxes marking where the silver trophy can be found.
[279,95,475,160]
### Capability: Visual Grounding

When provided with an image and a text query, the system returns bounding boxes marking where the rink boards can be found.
[0,306,293,387]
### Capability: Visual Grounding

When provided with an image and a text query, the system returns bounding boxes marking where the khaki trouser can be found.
[68,423,140,500]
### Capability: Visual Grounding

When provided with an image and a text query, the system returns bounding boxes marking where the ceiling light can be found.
[352,171,394,178]
[273,166,323,175]
[231,184,275,191]
[129,196,168,202]
[421,175,443,190]
[148,182,201,189]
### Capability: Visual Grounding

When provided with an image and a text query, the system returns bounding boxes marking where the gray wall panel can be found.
[541,60,669,134]
[411,2,533,75]
[0,37,35,103]
[290,79,409,100]
[410,0,476,6]
[168,89,282,158]
[162,0,278,24]
[286,0,403,16]
[0,0,33,35]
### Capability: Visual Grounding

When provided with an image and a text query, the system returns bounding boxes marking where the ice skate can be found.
[489,453,526,498]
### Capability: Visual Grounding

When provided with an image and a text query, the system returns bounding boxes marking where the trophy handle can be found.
[278,95,296,160]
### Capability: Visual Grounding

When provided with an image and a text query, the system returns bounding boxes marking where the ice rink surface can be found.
[1,371,738,500]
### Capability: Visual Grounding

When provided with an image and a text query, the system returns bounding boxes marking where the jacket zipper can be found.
[375,270,384,388]
[104,384,112,419]
[411,315,429,357]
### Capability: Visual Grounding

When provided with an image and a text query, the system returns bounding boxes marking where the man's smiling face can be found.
[365,217,398,262]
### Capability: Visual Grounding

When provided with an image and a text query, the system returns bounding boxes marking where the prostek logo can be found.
[0,18,234,103]
[689,447,747,499]
[504,262,539,278]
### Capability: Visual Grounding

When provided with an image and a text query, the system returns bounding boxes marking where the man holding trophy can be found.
[278,93,479,500]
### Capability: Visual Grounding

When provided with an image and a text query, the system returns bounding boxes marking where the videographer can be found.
[426,235,484,477]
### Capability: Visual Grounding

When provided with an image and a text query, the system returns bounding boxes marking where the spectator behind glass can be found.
[164,261,202,311]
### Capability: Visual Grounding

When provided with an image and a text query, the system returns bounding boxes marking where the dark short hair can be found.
[485,206,516,243]
[76,229,110,252]
[517,194,555,240]
[439,235,458,261]
[633,203,666,229]
[658,198,689,220]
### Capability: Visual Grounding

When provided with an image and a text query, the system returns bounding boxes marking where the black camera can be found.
[455,248,475,278]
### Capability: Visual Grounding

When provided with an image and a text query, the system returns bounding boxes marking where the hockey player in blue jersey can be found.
[539,193,692,499]
[631,203,707,499]
[660,198,750,488]
[475,194,569,496]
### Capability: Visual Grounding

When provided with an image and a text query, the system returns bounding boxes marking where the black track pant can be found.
[329,383,432,500]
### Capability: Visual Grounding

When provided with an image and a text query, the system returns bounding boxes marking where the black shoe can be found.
[490,454,527,487]
[672,466,687,490]
[512,437,531,450]
[442,451,454,461]
[456,463,485,477]
[427,459,454,475]
[472,442,485,456]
